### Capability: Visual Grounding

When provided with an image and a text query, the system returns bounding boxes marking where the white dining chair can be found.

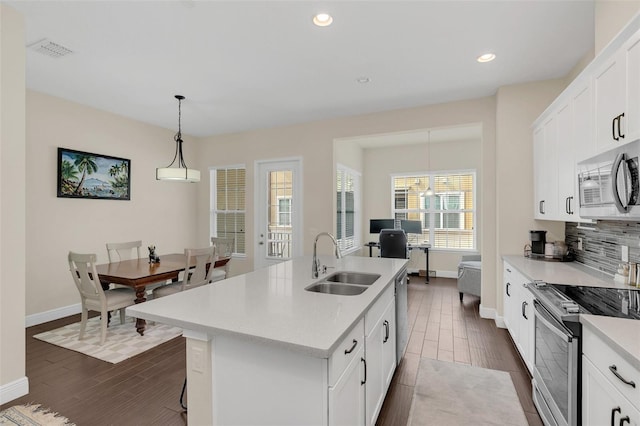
[210,236,234,282]
[106,240,142,263]
[153,247,217,298]
[68,251,137,345]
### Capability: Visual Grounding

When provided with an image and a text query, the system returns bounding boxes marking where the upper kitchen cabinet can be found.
[533,79,593,222]
[594,27,640,153]
[533,115,559,219]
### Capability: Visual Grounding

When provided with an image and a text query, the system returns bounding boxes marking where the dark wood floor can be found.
[2,276,542,426]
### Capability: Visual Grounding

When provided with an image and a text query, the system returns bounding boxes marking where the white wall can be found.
[25,91,199,318]
[0,4,27,404]
[595,1,640,55]
[195,97,498,309]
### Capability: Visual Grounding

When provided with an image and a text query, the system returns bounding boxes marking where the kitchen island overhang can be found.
[127,255,408,425]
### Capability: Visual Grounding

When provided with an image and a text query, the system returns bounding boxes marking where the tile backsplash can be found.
[565,221,640,276]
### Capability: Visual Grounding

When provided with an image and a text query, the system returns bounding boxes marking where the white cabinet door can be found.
[594,51,626,153]
[517,284,535,373]
[573,82,595,162]
[624,29,640,143]
[582,356,640,426]
[556,102,575,221]
[533,126,546,219]
[534,117,559,219]
[381,301,396,391]
[329,345,366,426]
[365,298,396,426]
[503,263,520,342]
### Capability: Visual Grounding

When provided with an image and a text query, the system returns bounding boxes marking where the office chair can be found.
[379,229,408,259]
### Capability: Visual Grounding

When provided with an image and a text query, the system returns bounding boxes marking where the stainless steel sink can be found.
[324,271,381,286]
[305,282,368,296]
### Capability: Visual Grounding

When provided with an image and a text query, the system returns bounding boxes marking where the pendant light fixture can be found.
[425,130,434,196]
[156,95,200,183]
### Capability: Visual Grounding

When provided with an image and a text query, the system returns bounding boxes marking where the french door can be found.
[254,158,302,270]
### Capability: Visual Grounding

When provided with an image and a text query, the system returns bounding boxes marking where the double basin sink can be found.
[305,271,381,296]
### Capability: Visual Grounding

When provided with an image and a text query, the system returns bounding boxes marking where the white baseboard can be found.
[479,304,496,320]
[0,376,29,405]
[494,315,506,329]
[25,303,81,327]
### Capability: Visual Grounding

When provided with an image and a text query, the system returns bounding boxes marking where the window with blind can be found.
[210,166,246,255]
[336,164,361,252]
[392,171,475,250]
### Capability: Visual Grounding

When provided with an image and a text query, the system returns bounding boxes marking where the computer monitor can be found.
[400,220,423,237]
[369,219,395,234]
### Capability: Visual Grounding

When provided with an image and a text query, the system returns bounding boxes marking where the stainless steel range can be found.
[527,281,588,426]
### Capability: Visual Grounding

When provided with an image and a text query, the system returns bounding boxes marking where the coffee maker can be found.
[530,230,547,257]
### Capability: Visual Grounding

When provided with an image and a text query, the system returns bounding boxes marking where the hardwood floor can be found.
[2,276,542,425]
[377,276,543,426]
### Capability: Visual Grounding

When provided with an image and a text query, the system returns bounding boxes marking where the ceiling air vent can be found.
[28,39,73,58]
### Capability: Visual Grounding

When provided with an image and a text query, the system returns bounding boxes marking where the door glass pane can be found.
[268,170,293,259]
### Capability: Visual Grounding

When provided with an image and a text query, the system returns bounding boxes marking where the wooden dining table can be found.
[95,253,230,336]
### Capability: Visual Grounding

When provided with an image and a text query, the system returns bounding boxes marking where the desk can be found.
[96,254,230,336]
[364,242,431,283]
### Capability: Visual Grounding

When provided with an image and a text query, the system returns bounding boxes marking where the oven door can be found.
[532,300,579,426]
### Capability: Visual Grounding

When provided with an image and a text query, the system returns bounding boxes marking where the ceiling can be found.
[7,1,595,138]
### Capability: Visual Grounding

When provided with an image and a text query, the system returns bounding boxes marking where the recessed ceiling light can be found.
[313,13,333,27]
[356,77,371,84]
[477,53,496,63]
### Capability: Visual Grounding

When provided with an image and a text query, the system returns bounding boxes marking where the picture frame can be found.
[57,147,131,200]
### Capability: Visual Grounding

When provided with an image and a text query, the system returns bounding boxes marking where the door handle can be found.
[344,339,358,355]
[609,365,637,388]
[611,407,621,426]
[620,415,630,426]
[361,357,367,385]
[613,116,619,141]
[619,112,625,139]
[383,320,390,343]
[522,301,528,320]
[506,282,511,297]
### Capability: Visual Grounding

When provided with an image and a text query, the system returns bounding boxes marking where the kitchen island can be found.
[127,255,408,426]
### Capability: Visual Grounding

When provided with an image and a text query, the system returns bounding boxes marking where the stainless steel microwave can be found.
[577,139,640,219]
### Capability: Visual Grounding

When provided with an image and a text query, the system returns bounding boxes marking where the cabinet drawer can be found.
[583,328,640,408]
[365,284,394,336]
[329,318,365,386]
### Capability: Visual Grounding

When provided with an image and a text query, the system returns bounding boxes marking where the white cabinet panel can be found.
[329,345,366,426]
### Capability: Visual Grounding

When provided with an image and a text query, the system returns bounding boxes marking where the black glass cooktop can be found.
[551,284,640,320]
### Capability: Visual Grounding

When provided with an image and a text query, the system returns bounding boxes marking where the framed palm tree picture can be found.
[57,148,131,200]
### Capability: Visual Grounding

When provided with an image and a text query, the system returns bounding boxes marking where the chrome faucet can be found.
[312,232,342,278]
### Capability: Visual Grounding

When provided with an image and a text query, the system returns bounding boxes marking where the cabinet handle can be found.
[506,282,511,297]
[620,415,630,426]
[522,301,528,320]
[609,365,637,388]
[361,357,367,385]
[506,268,512,273]
[565,196,574,214]
[383,320,390,343]
[613,116,619,141]
[539,200,545,214]
[611,407,621,426]
[344,339,358,355]
[619,112,625,139]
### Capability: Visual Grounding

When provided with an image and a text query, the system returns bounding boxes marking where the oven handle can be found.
[533,300,573,341]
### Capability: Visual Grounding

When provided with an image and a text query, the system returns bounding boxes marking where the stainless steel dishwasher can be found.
[395,267,408,364]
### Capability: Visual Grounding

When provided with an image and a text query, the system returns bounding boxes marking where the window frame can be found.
[391,169,476,252]
[336,164,361,255]
[210,165,247,257]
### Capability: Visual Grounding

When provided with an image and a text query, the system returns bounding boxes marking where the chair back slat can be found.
[68,252,104,301]
[106,240,142,263]
[211,237,234,258]
[183,247,216,291]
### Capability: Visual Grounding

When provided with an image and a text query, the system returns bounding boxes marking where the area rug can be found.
[408,359,528,426]
[0,404,74,425]
[33,316,182,364]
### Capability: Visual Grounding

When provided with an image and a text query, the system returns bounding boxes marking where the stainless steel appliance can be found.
[527,282,586,426]
[395,267,408,365]
[577,139,640,219]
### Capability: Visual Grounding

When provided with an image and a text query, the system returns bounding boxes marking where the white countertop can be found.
[503,255,639,289]
[127,255,408,358]
[580,314,640,371]
[503,255,640,368]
